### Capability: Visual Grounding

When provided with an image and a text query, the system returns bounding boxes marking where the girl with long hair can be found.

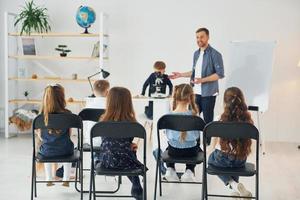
[95,87,144,200]
[208,87,253,197]
[165,83,200,182]
[38,84,74,187]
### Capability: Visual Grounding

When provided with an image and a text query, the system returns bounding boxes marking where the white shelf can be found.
[8,32,109,37]
[8,77,97,83]
[9,99,85,105]
[4,11,109,138]
[8,55,108,61]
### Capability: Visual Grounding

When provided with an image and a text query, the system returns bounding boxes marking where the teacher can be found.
[169,27,224,124]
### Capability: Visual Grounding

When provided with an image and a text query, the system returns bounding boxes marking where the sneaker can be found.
[62,182,70,187]
[180,169,196,182]
[165,167,179,182]
[237,183,252,197]
[226,184,241,200]
[230,191,241,200]
[46,181,54,187]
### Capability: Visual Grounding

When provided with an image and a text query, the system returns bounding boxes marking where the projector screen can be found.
[225,41,276,112]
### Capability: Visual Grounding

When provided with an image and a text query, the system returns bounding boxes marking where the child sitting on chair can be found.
[94,80,110,97]
[37,84,74,187]
[141,61,173,119]
[83,80,110,145]
[95,87,144,200]
[164,83,200,182]
[208,87,253,197]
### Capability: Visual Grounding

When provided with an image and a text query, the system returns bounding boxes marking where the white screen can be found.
[225,41,276,112]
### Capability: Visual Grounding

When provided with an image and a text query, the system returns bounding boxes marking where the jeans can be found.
[195,95,216,124]
[208,149,246,185]
[152,148,167,175]
[166,144,200,173]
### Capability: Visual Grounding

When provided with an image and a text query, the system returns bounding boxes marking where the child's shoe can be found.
[165,167,179,182]
[46,181,54,187]
[181,169,196,182]
[62,182,70,187]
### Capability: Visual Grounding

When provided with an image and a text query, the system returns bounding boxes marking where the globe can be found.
[76,6,96,34]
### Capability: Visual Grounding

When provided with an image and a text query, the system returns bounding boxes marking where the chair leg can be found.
[204,172,208,200]
[201,167,205,200]
[80,159,83,200]
[75,161,79,191]
[149,122,153,142]
[158,160,162,196]
[256,173,259,200]
[89,164,93,200]
[154,159,159,200]
[93,170,96,200]
[34,162,37,197]
[143,173,147,200]
[202,165,208,200]
[31,158,34,200]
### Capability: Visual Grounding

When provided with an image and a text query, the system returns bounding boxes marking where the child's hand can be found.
[131,143,138,151]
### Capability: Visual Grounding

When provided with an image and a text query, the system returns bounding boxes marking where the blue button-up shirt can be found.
[191,45,225,97]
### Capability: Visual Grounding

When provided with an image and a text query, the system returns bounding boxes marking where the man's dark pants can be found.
[195,94,216,124]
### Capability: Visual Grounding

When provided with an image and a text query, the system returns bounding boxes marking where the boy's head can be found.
[93,80,110,97]
[153,61,166,74]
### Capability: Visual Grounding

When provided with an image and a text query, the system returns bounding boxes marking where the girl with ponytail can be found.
[165,84,200,182]
[208,87,253,197]
[38,84,74,187]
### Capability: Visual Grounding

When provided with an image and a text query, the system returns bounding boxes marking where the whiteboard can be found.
[225,41,276,112]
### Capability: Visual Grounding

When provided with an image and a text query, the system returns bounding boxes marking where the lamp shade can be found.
[101,69,110,78]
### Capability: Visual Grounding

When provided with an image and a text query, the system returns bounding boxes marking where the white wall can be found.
[1,0,300,142]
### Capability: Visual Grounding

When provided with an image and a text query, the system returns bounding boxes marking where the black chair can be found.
[78,108,122,194]
[78,108,105,152]
[31,113,83,200]
[202,122,259,200]
[154,114,206,199]
[89,121,147,200]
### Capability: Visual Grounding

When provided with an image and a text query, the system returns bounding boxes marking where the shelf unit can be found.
[8,77,97,83]
[4,11,109,138]
[8,99,85,105]
[8,32,109,37]
[8,55,105,60]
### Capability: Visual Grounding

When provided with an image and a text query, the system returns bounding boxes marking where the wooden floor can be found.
[0,133,299,200]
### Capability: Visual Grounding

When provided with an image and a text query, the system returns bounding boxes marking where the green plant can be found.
[55,45,71,57]
[14,0,51,35]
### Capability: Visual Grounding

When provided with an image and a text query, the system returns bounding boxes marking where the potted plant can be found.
[55,45,71,57]
[14,0,51,35]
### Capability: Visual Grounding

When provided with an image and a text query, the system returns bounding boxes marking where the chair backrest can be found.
[157,114,206,132]
[90,121,147,166]
[78,108,105,122]
[203,121,259,141]
[91,121,146,139]
[32,113,83,153]
[203,121,260,170]
[156,114,206,151]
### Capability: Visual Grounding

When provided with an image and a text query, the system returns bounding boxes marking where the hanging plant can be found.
[14,0,51,35]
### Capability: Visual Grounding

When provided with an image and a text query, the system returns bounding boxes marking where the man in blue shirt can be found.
[169,27,225,124]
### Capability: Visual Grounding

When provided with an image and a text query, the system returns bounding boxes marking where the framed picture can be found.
[91,41,100,58]
[21,38,36,55]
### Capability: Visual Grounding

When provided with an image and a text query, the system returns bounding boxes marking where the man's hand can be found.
[191,77,204,84]
[168,72,181,79]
